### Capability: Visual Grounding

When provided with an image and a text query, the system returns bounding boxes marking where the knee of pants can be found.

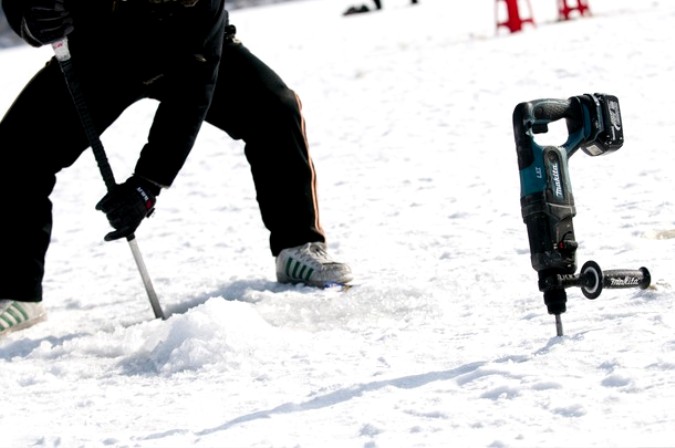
[258,87,304,129]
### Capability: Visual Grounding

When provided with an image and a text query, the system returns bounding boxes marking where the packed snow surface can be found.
[0,0,673,446]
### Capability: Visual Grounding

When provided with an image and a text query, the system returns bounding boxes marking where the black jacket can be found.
[1,0,227,187]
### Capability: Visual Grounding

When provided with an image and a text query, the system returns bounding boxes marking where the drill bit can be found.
[555,314,564,337]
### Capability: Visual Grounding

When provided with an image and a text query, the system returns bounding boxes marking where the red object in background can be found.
[495,0,535,34]
[558,0,591,20]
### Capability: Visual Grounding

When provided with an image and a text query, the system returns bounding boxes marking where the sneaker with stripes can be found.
[0,300,47,337]
[276,242,353,287]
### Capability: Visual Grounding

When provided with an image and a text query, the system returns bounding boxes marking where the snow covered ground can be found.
[1,0,674,446]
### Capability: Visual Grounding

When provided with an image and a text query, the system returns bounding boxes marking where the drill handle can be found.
[575,261,651,299]
[529,98,576,124]
[513,98,578,142]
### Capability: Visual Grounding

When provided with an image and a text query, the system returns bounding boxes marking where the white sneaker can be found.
[276,242,353,287]
[0,300,47,336]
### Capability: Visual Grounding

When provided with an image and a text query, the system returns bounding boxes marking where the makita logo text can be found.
[550,162,563,198]
[609,277,640,287]
[608,100,622,131]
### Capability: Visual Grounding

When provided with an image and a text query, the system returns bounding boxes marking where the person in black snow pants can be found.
[0,0,352,335]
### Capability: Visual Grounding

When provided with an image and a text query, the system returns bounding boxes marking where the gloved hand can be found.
[95,176,160,242]
[21,0,74,47]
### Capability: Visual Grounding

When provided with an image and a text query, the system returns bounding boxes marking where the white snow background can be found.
[1,0,674,446]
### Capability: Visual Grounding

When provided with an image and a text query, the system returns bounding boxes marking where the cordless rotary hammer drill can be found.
[513,93,650,336]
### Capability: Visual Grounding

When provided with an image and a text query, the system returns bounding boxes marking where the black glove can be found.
[21,0,74,47]
[95,176,160,242]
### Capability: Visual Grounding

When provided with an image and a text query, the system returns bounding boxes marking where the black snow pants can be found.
[0,39,325,301]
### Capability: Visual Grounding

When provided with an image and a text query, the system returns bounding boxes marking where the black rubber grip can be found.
[533,99,573,122]
[602,268,651,290]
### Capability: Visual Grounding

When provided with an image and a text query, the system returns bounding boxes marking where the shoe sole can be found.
[0,307,48,338]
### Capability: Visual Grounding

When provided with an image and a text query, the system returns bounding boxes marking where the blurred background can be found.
[0,0,304,48]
